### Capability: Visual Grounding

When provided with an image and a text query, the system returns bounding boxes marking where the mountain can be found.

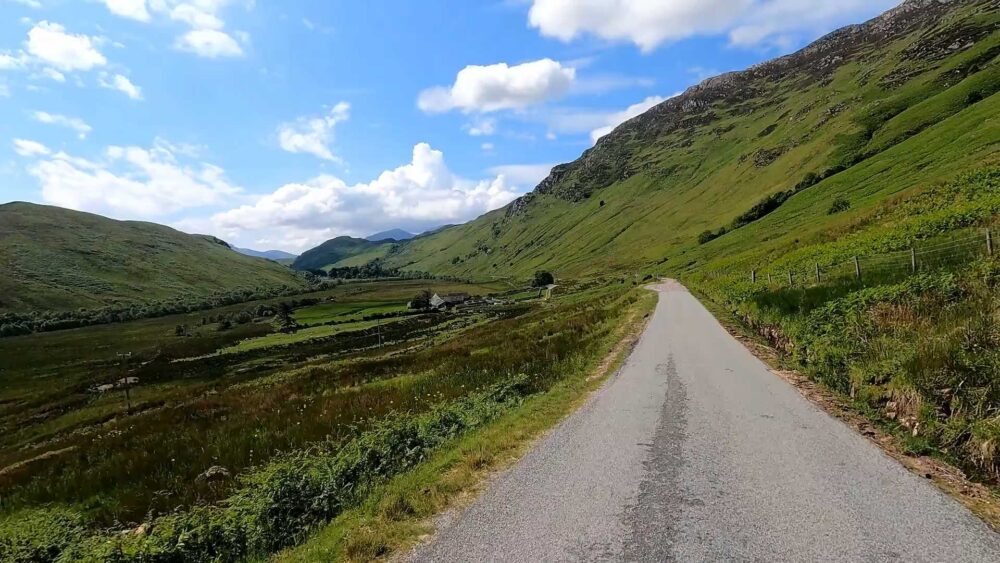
[366,229,416,242]
[234,247,298,261]
[0,202,308,313]
[291,236,393,271]
[379,0,1000,278]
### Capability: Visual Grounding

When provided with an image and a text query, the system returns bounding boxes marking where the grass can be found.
[275,288,657,562]
[0,202,307,314]
[293,301,408,326]
[216,318,396,354]
[688,167,1000,484]
[0,280,648,563]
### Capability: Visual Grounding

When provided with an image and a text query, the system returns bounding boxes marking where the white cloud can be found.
[480,142,494,152]
[102,0,248,59]
[0,52,29,70]
[589,94,673,143]
[11,0,42,8]
[16,139,242,217]
[32,111,92,139]
[26,21,107,71]
[102,0,152,22]
[40,67,65,82]
[209,143,524,252]
[466,117,497,137]
[487,163,555,187]
[527,0,897,52]
[277,102,350,161]
[12,139,50,157]
[174,28,243,57]
[99,72,143,99]
[418,58,575,114]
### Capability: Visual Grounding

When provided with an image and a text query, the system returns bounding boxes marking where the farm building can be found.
[430,292,470,310]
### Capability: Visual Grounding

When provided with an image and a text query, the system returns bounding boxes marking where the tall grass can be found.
[691,167,1000,481]
[0,285,641,562]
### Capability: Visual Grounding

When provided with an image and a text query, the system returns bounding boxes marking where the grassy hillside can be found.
[380,0,1000,281]
[0,202,307,314]
[292,236,393,271]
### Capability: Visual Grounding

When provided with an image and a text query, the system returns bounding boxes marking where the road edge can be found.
[688,286,1000,532]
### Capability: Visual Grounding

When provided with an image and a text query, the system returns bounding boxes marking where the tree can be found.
[828,196,851,215]
[275,302,299,333]
[533,271,555,287]
[409,290,432,310]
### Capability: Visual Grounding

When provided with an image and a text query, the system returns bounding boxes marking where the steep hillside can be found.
[0,202,308,313]
[383,0,1000,279]
[292,236,393,271]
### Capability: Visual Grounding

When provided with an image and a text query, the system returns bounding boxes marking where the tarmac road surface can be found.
[409,280,1000,562]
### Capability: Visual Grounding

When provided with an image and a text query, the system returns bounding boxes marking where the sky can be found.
[0,0,899,253]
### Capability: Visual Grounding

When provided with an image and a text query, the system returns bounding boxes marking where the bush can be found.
[827,196,851,215]
[37,378,533,563]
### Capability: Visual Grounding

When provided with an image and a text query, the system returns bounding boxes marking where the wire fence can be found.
[730,228,996,289]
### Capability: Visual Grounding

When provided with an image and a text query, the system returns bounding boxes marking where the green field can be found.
[293,301,409,326]
[0,278,645,563]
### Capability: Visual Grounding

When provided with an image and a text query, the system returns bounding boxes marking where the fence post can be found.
[988,229,994,256]
[751,269,756,284]
[815,263,821,284]
[788,271,793,286]
[768,273,772,285]
[853,256,861,280]
[911,248,917,273]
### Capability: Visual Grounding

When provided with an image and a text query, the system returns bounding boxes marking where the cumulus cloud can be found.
[175,28,243,58]
[527,0,896,52]
[277,102,350,161]
[99,72,143,99]
[102,0,152,22]
[101,0,247,58]
[418,59,575,114]
[26,21,107,71]
[589,94,674,143]
[466,117,497,137]
[209,143,524,252]
[31,111,93,139]
[14,138,242,217]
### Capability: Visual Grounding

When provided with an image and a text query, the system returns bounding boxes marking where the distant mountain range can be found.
[234,247,298,261]
[366,229,416,242]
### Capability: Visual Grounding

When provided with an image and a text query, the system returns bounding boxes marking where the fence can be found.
[745,228,995,289]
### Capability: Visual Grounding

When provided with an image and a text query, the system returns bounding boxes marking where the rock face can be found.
[531,0,986,204]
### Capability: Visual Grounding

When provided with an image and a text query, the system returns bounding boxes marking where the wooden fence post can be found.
[815,263,821,284]
[988,229,994,257]
[768,273,772,284]
[751,269,756,283]
[911,248,917,273]
[788,271,793,286]
[854,256,861,280]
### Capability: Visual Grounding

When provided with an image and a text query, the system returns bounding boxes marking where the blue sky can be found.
[0,0,897,252]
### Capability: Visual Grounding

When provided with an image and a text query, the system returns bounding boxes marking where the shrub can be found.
[828,197,851,215]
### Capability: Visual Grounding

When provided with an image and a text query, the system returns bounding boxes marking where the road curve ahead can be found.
[410,281,1000,562]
